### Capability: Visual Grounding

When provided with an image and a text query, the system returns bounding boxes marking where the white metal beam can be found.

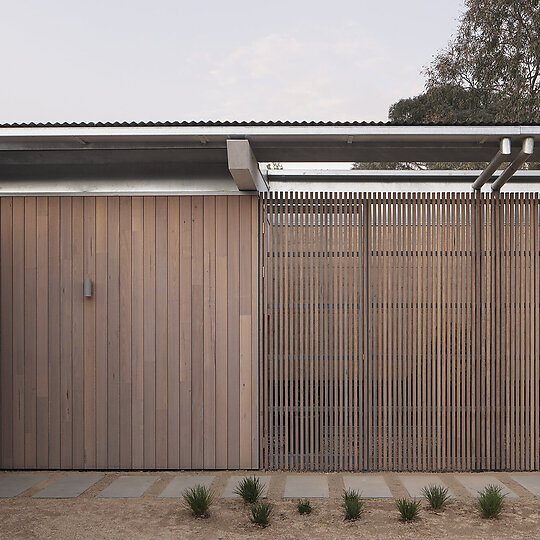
[226,139,268,192]
[491,137,535,191]
[472,138,511,190]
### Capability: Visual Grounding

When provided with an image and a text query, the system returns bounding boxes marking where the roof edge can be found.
[2,120,540,129]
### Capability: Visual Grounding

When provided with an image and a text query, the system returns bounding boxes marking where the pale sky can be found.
[1,0,465,124]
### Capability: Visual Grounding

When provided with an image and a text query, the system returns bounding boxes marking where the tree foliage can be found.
[424,0,540,123]
[390,0,540,124]
[354,1,540,169]
[351,161,421,170]
[388,85,502,125]
[266,162,283,170]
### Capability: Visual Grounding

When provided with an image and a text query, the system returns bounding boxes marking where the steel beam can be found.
[2,125,540,163]
[226,139,268,192]
[472,138,511,190]
[491,137,535,191]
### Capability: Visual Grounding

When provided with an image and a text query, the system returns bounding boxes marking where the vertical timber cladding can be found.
[261,192,540,471]
[0,195,259,470]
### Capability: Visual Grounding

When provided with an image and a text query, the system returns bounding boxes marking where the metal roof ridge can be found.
[2,120,540,128]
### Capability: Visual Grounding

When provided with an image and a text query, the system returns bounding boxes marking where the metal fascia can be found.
[0,125,537,138]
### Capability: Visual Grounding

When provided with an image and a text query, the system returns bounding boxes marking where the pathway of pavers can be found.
[510,474,540,497]
[222,476,270,498]
[456,475,518,498]
[3,472,538,499]
[399,475,455,499]
[284,475,329,498]
[343,475,392,498]
[33,474,104,498]
[0,474,47,498]
[158,475,215,498]
[97,475,158,498]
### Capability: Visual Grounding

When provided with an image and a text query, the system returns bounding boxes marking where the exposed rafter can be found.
[472,138,511,190]
[226,139,268,192]
[491,137,535,191]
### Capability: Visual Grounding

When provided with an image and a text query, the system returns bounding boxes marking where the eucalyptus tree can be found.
[354,1,540,169]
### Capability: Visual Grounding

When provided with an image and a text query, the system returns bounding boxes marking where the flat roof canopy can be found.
[1,123,539,192]
[1,123,540,164]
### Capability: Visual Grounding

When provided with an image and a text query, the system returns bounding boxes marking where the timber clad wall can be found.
[2,191,540,472]
[261,192,540,471]
[0,195,259,470]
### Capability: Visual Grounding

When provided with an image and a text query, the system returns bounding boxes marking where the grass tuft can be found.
[297,499,313,515]
[183,484,213,518]
[422,484,451,510]
[342,489,364,521]
[396,497,420,522]
[477,484,506,519]
[250,501,273,527]
[233,476,265,504]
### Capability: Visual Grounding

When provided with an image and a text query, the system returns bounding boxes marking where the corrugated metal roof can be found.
[1,120,540,128]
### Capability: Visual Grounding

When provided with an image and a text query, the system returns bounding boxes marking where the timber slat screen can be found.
[0,195,259,470]
[260,192,540,471]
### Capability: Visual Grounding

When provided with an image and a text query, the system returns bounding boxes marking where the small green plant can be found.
[233,476,265,504]
[396,497,420,522]
[297,499,313,515]
[422,484,451,510]
[342,489,364,521]
[250,501,273,528]
[183,484,213,518]
[477,484,506,519]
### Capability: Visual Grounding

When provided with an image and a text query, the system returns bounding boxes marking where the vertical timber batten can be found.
[261,192,540,472]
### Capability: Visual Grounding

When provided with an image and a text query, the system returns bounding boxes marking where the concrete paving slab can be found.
[399,475,455,498]
[456,475,518,498]
[97,476,158,498]
[284,475,329,498]
[0,475,48,498]
[158,475,215,498]
[34,474,104,498]
[510,474,540,497]
[222,476,270,498]
[342,475,392,498]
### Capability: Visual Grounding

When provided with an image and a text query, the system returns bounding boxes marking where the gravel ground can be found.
[1,470,539,539]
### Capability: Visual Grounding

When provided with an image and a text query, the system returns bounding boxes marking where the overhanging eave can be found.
[1,124,539,167]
